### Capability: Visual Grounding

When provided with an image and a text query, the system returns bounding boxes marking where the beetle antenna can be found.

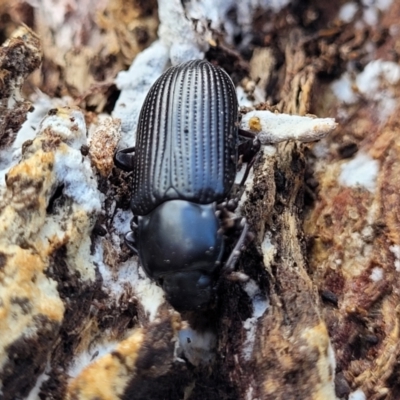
[223,219,249,272]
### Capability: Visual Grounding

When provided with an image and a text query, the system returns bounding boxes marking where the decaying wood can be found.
[1,1,400,399]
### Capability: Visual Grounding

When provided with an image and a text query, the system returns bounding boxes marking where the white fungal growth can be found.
[349,389,366,400]
[178,328,217,366]
[67,339,120,379]
[389,245,400,272]
[332,59,400,123]
[356,60,400,95]
[370,267,383,282]
[113,41,170,148]
[261,231,276,267]
[242,279,269,361]
[361,0,393,26]
[0,94,69,187]
[112,209,133,236]
[339,152,379,193]
[25,363,51,400]
[38,109,102,213]
[240,111,337,144]
[338,3,358,22]
[331,72,358,104]
[114,0,309,148]
[93,241,165,322]
[236,86,255,107]
[158,0,210,63]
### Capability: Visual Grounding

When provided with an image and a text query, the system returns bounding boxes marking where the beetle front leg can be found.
[124,217,138,253]
[114,146,136,172]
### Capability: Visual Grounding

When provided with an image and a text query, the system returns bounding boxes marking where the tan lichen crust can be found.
[88,116,121,177]
[211,23,338,399]
[29,0,158,104]
[67,329,145,399]
[67,314,181,400]
[225,142,336,400]
[0,106,100,397]
[306,86,400,399]
[0,25,41,147]
[3,0,400,398]
[303,2,400,399]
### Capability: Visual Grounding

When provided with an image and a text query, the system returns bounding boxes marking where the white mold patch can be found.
[370,267,383,282]
[332,59,400,123]
[327,342,337,380]
[339,152,379,193]
[241,279,269,361]
[93,241,165,322]
[114,0,306,150]
[67,339,119,380]
[112,209,133,236]
[361,0,393,26]
[236,86,255,107]
[113,41,170,148]
[389,245,400,272]
[40,109,102,213]
[261,231,276,267]
[331,72,358,104]
[356,60,400,95]
[338,2,358,22]
[178,328,217,366]
[240,110,337,144]
[25,363,51,400]
[349,388,366,400]
[0,95,69,186]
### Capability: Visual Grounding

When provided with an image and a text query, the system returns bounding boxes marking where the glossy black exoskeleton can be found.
[115,59,250,311]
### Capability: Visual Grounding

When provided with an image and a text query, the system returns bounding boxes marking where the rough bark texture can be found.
[0,1,399,400]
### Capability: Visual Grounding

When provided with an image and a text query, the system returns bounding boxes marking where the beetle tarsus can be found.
[125,231,138,253]
[226,271,250,282]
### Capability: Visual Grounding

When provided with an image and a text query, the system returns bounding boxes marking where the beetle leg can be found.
[114,146,136,171]
[238,128,256,140]
[217,207,237,230]
[226,198,238,212]
[223,218,249,272]
[130,217,138,231]
[237,133,261,189]
[125,231,138,254]
[239,154,258,187]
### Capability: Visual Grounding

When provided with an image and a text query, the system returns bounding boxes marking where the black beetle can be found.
[115,60,251,311]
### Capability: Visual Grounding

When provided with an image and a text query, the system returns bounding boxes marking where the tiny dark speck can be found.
[80,144,89,156]
[364,334,379,345]
[70,117,75,122]
[187,337,191,344]
[338,142,358,159]
[29,105,35,112]
[134,26,149,45]
[93,223,107,236]
[335,372,351,398]
[0,252,7,269]
[320,289,338,306]
[48,108,58,115]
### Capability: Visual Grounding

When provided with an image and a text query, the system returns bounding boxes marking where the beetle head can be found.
[161,271,214,311]
[137,200,224,311]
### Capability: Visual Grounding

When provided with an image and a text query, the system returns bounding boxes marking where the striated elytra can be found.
[115,59,249,311]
